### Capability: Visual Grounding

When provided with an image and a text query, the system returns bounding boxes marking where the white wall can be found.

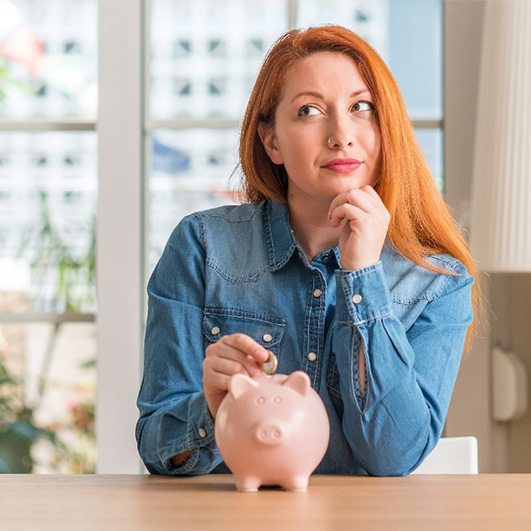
[511,276,531,472]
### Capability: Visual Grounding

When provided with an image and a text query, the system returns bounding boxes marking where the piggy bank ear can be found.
[229,374,258,400]
[282,371,311,396]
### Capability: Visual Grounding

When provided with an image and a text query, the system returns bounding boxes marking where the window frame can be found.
[96,0,144,473]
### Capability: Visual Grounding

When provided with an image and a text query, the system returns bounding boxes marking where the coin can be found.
[262,352,278,375]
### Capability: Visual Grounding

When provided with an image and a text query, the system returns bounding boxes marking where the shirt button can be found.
[211,326,221,335]
[313,289,322,298]
[307,352,318,362]
[263,333,273,343]
[198,428,207,438]
[352,294,363,304]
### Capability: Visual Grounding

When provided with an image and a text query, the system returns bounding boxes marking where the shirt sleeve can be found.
[135,214,223,475]
[332,260,474,476]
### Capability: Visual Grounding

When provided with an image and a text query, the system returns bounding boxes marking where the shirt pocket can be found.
[203,308,286,357]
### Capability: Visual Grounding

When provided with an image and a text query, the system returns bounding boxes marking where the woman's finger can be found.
[328,187,377,219]
[217,333,270,364]
[329,202,367,228]
[204,353,259,378]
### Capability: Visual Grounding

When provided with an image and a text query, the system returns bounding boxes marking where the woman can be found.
[136,25,479,477]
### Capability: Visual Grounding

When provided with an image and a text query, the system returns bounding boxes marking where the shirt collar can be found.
[264,200,298,272]
[265,199,393,272]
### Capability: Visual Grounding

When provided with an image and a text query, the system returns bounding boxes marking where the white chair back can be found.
[412,436,478,474]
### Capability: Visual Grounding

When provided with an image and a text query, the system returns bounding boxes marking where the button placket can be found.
[303,270,326,384]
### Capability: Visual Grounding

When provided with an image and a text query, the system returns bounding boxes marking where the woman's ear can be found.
[258,123,283,165]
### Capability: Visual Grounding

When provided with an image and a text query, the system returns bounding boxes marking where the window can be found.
[0,0,97,474]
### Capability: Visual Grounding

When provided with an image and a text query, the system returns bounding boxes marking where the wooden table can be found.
[1,474,531,530]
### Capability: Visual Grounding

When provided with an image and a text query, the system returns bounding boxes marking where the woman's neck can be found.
[287,197,341,263]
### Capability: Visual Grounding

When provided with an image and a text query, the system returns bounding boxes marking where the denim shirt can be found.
[136,200,473,477]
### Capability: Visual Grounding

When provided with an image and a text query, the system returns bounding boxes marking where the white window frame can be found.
[97,0,144,473]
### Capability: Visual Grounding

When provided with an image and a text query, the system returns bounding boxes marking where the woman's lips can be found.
[322,158,363,173]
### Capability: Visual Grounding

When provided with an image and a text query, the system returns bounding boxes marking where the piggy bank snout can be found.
[254,423,284,446]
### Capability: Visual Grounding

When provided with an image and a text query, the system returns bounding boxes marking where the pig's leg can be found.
[235,475,261,492]
[283,475,309,492]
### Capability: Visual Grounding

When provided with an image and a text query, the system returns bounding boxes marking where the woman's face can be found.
[260,51,381,209]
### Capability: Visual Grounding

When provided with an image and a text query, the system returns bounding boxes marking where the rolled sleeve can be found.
[335,263,392,324]
[332,258,474,476]
[136,214,223,476]
[158,393,218,474]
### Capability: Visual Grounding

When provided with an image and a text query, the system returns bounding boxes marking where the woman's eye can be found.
[298,105,320,117]
[352,100,374,113]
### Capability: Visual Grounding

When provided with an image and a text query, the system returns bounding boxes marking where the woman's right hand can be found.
[203,333,270,419]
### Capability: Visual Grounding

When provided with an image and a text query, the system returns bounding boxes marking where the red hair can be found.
[239,26,480,349]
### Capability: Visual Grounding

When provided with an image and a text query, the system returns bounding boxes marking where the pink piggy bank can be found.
[214,371,330,492]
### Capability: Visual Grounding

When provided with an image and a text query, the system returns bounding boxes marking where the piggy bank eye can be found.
[256,397,265,404]
[273,396,282,404]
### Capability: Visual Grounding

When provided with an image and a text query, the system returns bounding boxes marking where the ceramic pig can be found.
[214,371,330,492]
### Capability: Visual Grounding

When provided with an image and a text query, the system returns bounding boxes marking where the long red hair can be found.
[239,25,480,349]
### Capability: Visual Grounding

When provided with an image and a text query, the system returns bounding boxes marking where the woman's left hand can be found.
[328,185,390,271]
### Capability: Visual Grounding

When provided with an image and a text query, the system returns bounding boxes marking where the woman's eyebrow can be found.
[290,89,370,104]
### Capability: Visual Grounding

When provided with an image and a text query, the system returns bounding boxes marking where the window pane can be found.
[0,0,98,120]
[295,0,442,121]
[296,0,389,55]
[148,129,239,273]
[149,0,288,120]
[0,321,96,473]
[415,128,443,193]
[388,0,442,120]
[0,132,97,313]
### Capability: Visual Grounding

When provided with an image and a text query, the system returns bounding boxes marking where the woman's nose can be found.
[327,135,353,149]
[326,117,354,149]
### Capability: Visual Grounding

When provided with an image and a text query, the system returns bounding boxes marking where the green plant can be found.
[1,189,97,472]
[0,355,60,473]
[19,190,96,313]
[0,350,96,474]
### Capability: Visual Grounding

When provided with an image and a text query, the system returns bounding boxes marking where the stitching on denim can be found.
[428,254,461,269]
[327,353,339,393]
[205,258,270,283]
[206,206,262,224]
[264,201,277,265]
[273,245,297,270]
[317,276,326,388]
[338,262,382,280]
[302,280,312,376]
[337,311,392,326]
[204,307,286,326]
[391,298,419,305]
[432,259,459,298]
[193,212,207,249]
